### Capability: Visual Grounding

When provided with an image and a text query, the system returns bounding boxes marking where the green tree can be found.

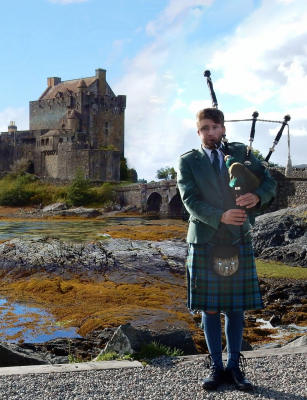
[156,166,176,180]
[67,167,93,206]
[120,157,128,181]
[252,149,281,168]
[127,168,138,183]
[120,157,138,182]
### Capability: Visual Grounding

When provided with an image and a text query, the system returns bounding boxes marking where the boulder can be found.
[283,334,307,348]
[59,207,102,218]
[42,203,68,212]
[96,323,198,358]
[0,342,51,367]
[100,323,152,355]
[251,205,307,267]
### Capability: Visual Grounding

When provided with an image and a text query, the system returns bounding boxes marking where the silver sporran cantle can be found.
[211,245,240,277]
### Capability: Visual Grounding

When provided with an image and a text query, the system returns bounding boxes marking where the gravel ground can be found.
[0,354,306,400]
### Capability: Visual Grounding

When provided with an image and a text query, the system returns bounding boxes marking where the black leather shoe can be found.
[202,365,224,390]
[226,365,253,391]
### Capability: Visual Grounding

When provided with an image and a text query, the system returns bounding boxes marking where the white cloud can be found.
[146,0,214,36]
[0,107,28,133]
[209,0,307,107]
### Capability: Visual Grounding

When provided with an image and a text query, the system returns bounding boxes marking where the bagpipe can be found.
[204,70,291,197]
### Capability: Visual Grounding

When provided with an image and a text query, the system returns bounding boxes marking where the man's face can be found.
[197,118,225,150]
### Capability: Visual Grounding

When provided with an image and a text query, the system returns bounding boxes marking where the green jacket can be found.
[177,143,277,244]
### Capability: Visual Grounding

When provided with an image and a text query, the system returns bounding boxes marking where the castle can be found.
[0,69,126,181]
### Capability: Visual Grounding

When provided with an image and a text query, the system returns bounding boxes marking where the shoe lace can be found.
[204,353,222,374]
[232,353,247,377]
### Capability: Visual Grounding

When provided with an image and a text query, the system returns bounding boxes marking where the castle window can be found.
[46,138,49,145]
[59,138,63,143]
[105,122,109,135]
[41,139,45,145]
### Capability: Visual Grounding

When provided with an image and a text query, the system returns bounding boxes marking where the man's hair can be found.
[196,108,225,128]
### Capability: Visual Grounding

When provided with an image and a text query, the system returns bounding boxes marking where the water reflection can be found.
[0,297,81,343]
[0,217,161,242]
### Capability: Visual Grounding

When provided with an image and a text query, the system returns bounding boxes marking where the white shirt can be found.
[202,146,223,169]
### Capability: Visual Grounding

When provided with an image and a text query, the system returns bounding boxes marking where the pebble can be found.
[0,354,306,399]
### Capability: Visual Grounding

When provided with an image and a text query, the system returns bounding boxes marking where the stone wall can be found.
[44,153,58,178]
[30,100,68,131]
[269,169,307,211]
[115,184,142,208]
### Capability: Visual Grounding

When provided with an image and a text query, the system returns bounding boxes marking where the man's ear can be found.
[197,130,201,137]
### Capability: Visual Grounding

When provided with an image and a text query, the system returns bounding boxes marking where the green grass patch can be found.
[135,341,184,359]
[96,352,119,361]
[256,260,307,279]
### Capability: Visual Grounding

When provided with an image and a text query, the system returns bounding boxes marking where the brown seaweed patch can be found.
[0,277,190,339]
[99,225,187,241]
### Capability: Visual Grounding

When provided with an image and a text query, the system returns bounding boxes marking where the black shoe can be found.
[226,365,253,391]
[202,365,224,390]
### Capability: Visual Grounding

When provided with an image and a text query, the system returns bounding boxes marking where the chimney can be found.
[47,77,61,87]
[95,68,106,95]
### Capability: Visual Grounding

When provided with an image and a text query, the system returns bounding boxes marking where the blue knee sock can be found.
[225,311,244,370]
[202,311,223,369]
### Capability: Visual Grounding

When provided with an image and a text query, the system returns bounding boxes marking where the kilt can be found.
[186,232,263,312]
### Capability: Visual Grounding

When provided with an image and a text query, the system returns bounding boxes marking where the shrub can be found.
[0,176,34,206]
[66,168,93,206]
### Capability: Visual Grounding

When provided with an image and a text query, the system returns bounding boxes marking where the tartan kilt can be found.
[186,233,263,312]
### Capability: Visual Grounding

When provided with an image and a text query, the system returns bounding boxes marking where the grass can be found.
[96,342,184,363]
[136,341,184,359]
[256,260,307,279]
[0,174,117,208]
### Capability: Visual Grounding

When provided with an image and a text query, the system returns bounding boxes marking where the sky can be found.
[0,0,306,181]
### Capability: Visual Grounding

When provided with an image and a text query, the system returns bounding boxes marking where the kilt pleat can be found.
[186,235,263,312]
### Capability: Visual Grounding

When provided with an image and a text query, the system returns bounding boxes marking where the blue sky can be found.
[0,0,306,181]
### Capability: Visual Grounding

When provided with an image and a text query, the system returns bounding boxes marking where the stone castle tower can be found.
[0,68,126,181]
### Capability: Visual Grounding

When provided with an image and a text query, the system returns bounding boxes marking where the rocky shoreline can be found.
[0,204,307,367]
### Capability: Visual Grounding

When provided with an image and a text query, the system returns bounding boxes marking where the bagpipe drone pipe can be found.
[204,70,291,208]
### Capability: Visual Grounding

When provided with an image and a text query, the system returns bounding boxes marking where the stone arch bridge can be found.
[115,179,183,216]
[115,168,307,216]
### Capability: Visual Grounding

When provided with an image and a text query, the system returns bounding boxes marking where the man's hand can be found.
[221,209,247,225]
[236,193,260,209]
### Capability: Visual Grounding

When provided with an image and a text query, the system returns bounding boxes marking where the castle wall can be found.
[90,106,125,155]
[44,153,58,178]
[0,143,15,171]
[30,99,69,131]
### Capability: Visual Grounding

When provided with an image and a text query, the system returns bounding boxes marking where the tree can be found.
[67,167,93,206]
[120,157,138,182]
[252,149,281,168]
[156,166,177,180]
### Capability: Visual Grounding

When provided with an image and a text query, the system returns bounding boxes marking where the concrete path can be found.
[0,345,306,376]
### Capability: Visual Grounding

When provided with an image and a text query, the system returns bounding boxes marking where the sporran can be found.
[211,245,240,277]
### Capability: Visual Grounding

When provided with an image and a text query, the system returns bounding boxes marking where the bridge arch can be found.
[146,192,162,212]
[168,193,183,216]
